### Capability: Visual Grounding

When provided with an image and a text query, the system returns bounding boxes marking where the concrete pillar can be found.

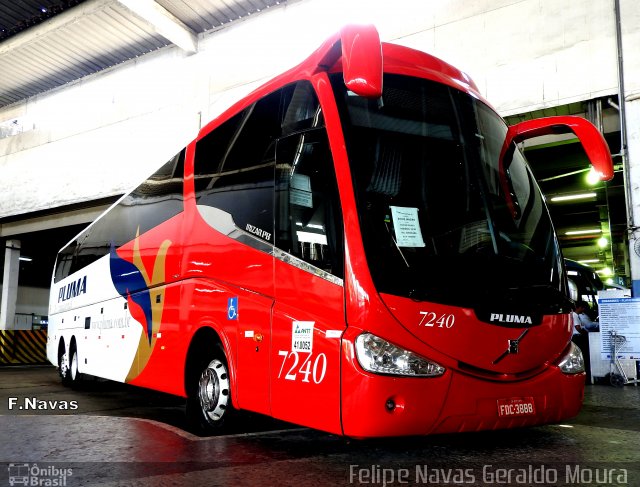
[627,97,640,296]
[0,239,20,330]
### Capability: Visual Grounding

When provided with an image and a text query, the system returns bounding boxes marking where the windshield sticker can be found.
[290,188,313,208]
[292,321,314,352]
[390,206,425,247]
[291,173,311,191]
[290,174,313,208]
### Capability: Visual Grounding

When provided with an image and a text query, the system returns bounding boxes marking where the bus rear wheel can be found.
[69,346,79,384]
[67,342,83,388]
[186,348,233,434]
[58,342,71,387]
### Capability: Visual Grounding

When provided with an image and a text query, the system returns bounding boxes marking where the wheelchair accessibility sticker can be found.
[227,297,238,320]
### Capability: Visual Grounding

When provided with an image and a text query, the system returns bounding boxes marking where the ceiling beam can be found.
[0,204,113,237]
[116,0,198,54]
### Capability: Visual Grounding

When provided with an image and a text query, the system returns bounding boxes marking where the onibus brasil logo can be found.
[7,463,72,486]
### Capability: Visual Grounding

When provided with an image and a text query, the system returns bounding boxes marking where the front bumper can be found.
[341,341,584,438]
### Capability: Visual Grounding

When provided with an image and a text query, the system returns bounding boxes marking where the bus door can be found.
[271,127,346,433]
[232,290,273,416]
[190,92,283,415]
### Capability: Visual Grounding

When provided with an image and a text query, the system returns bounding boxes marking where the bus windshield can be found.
[332,73,568,314]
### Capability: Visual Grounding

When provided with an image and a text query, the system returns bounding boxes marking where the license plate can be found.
[497,397,536,417]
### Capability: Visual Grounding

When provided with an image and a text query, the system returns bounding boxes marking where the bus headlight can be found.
[355,333,445,377]
[556,342,585,374]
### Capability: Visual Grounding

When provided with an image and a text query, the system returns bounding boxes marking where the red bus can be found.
[47,25,613,437]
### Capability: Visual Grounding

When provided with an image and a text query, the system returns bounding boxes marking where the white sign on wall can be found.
[598,298,640,360]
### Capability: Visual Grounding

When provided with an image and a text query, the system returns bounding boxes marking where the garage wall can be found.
[0,0,638,220]
[0,285,49,329]
[389,0,639,115]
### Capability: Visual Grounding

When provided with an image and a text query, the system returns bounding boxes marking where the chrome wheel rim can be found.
[70,351,78,381]
[60,351,69,378]
[198,359,229,423]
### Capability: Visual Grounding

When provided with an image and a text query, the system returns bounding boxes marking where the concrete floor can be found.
[1,366,639,486]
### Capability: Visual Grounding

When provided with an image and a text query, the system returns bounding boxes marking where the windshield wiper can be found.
[502,284,573,311]
[385,220,410,267]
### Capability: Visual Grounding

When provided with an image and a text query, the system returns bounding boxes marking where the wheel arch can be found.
[56,334,78,364]
[57,336,67,365]
[68,335,78,368]
[184,325,237,403]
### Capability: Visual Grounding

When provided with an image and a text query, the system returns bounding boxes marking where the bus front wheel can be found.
[186,346,233,434]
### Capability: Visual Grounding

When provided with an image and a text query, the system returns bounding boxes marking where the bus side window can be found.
[54,245,75,282]
[194,93,280,243]
[53,150,186,283]
[193,81,321,246]
[280,81,324,136]
[275,128,344,279]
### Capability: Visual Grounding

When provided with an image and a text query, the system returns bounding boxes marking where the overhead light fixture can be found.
[586,167,600,185]
[597,267,613,276]
[565,229,602,235]
[19,256,32,262]
[578,259,600,264]
[597,236,609,248]
[550,193,597,202]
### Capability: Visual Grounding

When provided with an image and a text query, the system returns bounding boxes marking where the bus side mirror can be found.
[500,116,614,181]
[340,25,383,98]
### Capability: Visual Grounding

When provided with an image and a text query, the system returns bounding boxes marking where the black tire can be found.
[186,345,233,435]
[58,341,72,387]
[610,373,626,388]
[68,342,83,388]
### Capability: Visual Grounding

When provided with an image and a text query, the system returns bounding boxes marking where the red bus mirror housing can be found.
[340,24,383,98]
[502,116,614,181]
[315,24,383,99]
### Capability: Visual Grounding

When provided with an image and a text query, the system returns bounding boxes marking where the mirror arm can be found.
[502,116,614,180]
[498,116,614,220]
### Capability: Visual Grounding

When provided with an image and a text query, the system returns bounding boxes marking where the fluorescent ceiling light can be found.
[550,193,597,202]
[586,167,600,185]
[565,229,602,235]
[19,256,32,262]
[578,259,600,264]
[597,236,609,248]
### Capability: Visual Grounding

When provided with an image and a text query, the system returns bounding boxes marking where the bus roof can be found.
[198,24,488,140]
